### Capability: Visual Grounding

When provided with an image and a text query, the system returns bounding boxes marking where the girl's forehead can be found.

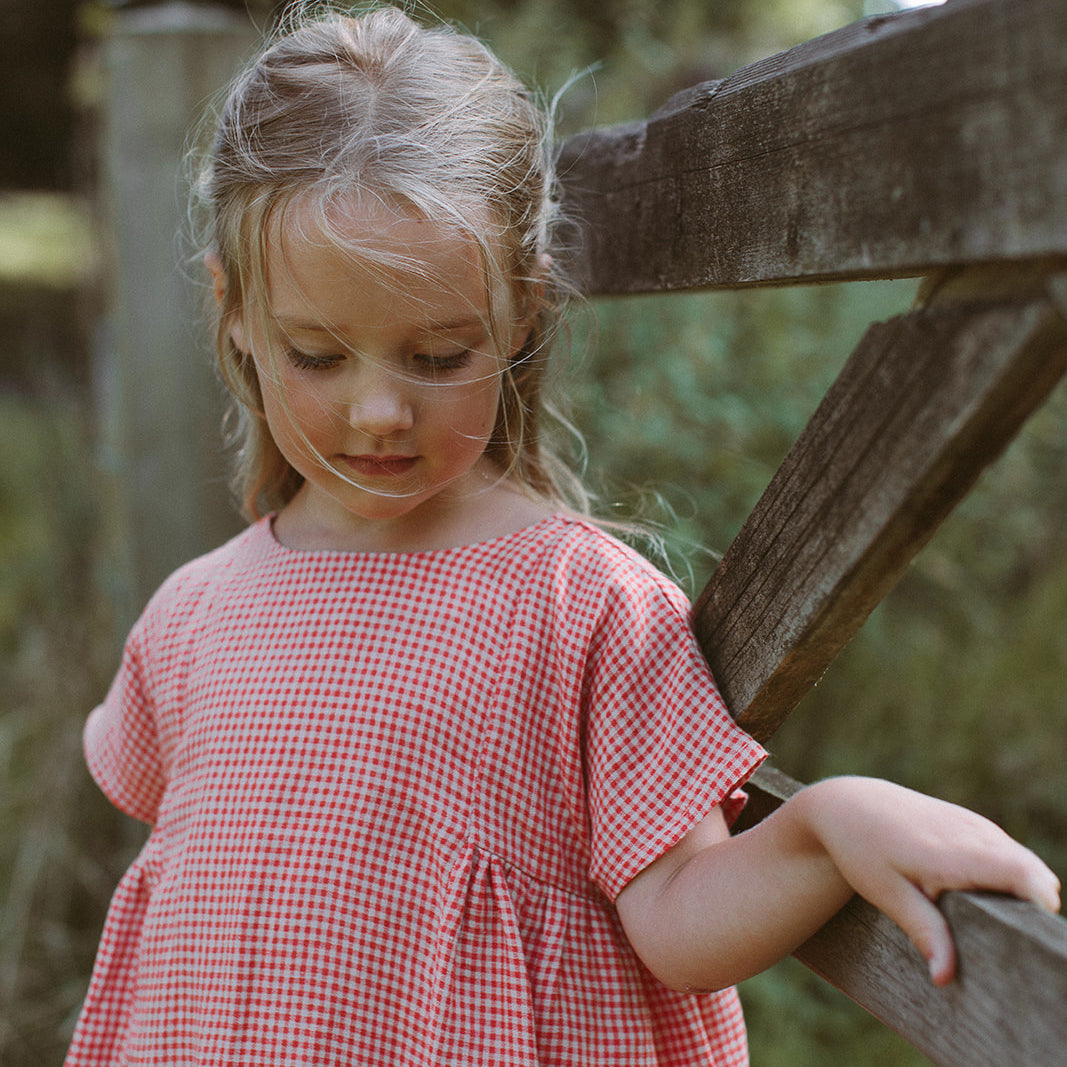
[263,193,496,328]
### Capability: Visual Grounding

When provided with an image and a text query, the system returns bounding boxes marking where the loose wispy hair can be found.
[194,2,587,520]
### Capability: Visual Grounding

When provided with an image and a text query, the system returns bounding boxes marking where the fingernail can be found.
[926,948,949,986]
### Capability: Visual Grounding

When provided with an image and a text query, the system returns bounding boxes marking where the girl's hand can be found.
[797,777,1062,985]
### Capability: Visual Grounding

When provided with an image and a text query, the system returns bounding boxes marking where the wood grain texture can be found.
[692,273,1067,741]
[557,0,1067,293]
[740,768,1067,1067]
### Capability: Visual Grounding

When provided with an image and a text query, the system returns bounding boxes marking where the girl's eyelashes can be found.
[282,346,475,375]
[414,349,473,374]
[284,348,343,372]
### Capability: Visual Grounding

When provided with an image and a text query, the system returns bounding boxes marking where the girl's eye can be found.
[415,350,473,374]
[282,347,473,374]
[285,349,342,372]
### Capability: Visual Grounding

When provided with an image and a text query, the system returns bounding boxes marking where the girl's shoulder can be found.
[519,513,692,616]
[132,519,269,634]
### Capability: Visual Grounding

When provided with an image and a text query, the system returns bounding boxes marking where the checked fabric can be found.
[68,514,766,1066]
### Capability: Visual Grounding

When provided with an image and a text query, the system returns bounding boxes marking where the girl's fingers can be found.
[1012,859,1061,914]
[925,932,957,987]
[917,838,1062,916]
[808,779,1061,986]
[871,847,1060,987]
[874,876,958,986]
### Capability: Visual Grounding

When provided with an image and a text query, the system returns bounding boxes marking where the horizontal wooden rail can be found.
[737,767,1067,1067]
[557,0,1067,293]
[692,264,1067,740]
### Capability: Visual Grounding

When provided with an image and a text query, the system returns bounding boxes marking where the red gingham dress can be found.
[67,514,766,1066]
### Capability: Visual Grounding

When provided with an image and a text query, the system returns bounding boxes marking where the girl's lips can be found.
[340,454,418,478]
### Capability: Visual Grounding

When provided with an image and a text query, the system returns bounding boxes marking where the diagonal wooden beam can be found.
[738,767,1067,1067]
[692,266,1067,742]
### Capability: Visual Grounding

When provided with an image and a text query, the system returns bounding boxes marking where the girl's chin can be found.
[318,478,452,525]
[294,461,493,525]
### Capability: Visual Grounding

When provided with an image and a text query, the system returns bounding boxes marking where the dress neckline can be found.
[257,511,573,563]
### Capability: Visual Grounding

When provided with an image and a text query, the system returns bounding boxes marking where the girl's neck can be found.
[271,475,556,555]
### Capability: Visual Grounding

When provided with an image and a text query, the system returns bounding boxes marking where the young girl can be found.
[68,6,1059,1065]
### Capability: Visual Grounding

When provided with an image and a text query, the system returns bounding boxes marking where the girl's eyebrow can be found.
[274,314,486,334]
[429,315,485,332]
[274,318,330,332]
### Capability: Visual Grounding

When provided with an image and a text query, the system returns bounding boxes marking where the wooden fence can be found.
[557,0,1066,1062]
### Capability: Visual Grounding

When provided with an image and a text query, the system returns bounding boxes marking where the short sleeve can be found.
[581,564,766,900]
[84,619,166,826]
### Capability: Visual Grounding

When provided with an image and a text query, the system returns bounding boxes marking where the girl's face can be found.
[232,195,530,551]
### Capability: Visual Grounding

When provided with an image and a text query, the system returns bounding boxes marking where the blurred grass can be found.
[0,391,134,1060]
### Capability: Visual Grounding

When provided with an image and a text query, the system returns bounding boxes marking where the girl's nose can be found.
[344,367,414,438]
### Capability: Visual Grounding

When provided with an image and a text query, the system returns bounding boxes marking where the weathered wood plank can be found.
[738,767,1067,1067]
[692,269,1067,742]
[557,0,1067,293]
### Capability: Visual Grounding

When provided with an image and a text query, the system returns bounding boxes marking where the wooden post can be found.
[692,265,1067,741]
[97,2,255,627]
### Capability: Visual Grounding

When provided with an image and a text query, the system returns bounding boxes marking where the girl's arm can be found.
[615,776,1061,992]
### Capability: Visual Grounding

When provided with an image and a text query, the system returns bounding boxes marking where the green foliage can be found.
[742,957,933,1067]
[563,281,1066,1067]
[567,280,919,586]
[430,0,867,131]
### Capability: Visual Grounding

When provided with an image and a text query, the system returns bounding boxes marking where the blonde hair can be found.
[197,3,584,520]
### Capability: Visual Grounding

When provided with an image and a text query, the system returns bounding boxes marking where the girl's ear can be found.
[205,250,248,352]
[528,253,553,318]
[533,253,552,302]
[509,253,553,355]
[205,250,227,306]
